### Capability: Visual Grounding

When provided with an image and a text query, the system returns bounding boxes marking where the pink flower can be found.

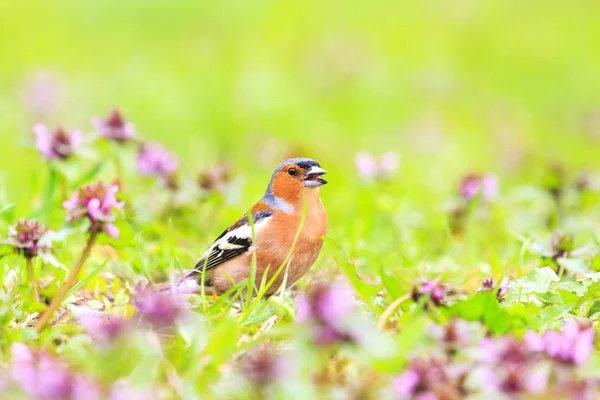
[93,109,135,142]
[78,313,129,344]
[355,151,400,181]
[525,320,594,366]
[63,182,124,238]
[34,124,81,161]
[8,343,100,400]
[296,283,358,346]
[244,346,288,387]
[459,174,498,201]
[4,219,55,259]
[137,142,179,188]
[393,357,465,399]
[393,370,420,398]
[478,336,548,395]
[134,288,182,329]
[412,278,449,306]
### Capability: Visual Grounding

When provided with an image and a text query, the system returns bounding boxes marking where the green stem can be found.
[26,258,40,303]
[35,232,97,333]
[377,294,411,330]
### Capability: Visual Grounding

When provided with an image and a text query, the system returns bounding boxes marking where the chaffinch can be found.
[167,158,328,296]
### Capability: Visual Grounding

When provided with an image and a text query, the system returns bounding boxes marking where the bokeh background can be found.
[2,1,600,247]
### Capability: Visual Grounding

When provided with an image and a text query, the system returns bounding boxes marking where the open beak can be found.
[304,166,328,187]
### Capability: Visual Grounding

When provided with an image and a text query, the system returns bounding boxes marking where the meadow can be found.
[1,1,600,399]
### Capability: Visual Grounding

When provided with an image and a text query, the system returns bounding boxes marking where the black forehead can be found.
[277,158,320,171]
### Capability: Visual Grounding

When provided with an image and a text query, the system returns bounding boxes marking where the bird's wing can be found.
[192,209,273,274]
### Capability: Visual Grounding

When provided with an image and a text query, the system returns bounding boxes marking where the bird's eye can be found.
[288,167,297,176]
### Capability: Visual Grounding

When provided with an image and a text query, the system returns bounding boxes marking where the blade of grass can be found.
[66,259,109,298]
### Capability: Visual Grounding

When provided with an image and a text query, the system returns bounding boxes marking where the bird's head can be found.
[265,158,327,206]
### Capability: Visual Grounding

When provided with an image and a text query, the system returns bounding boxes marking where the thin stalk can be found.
[26,258,40,303]
[35,232,97,333]
[376,294,411,330]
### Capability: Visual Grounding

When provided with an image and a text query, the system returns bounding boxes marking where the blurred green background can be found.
[1,0,600,213]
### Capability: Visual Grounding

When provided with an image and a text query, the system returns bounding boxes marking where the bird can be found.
[164,158,328,296]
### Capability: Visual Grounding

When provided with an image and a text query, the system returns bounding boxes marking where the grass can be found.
[1,1,600,399]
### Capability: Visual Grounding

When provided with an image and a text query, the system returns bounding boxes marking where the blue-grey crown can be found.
[263,158,321,201]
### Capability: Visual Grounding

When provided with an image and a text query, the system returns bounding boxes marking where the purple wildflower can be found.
[393,370,420,398]
[134,288,182,329]
[524,320,594,366]
[459,174,498,201]
[393,357,465,400]
[62,182,124,238]
[355,151,400,181]
[34,124,81,161]
[477,276,509,302]
[8,343,100,400]
[412,278,449,306]
[296,283,357,346]
[78,313,128,344]
[93,109,135,142]
[137,142,179,189]
[4,219,55,259]
[244,346,287,387]
[478,336,548,395]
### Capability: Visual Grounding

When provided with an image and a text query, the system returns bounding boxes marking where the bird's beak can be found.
[304,166,328,187]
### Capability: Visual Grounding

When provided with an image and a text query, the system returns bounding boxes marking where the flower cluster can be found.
[459,174,498,202]
[78,313,129,345]
[524,320,594,366]
[35,124,81,161]
[7,343,101,400]
[134,288,182,330]
[137,142,179,189]
[296,283,359,346]
[478,336,548,395]
[5,344,156,400]
[63,181,124,238]
[243,346,287,387]
[395,319,597,399]
[93,109,136,142]
[355,151,400,181]
[477,276,509,302]
[411,278,450,306]
[394,356,466,399]
[4,219,55,259]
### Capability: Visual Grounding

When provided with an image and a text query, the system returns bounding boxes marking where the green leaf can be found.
[589,300,600,317]
[242,301,274,326]
[555,281,587,297]
[557,258,590,274]
[380,265,404,298]
[0,203,15,216]
[205,315,240,365]
[323,237,381,304]
[71,161,105,189]
[446,292,511,334]
[536,304,573,329]
[513,267,559,295]
[66,260,109,298]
